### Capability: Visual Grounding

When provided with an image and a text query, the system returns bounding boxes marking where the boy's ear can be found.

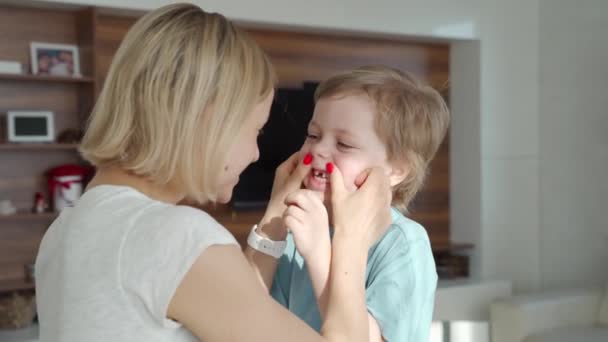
[388,160,409,187]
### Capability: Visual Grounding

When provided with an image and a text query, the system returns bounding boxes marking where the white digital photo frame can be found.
[7,111,55,143]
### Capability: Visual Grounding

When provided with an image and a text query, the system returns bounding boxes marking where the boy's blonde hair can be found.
[315,66,450,211]
[80,3,276,204]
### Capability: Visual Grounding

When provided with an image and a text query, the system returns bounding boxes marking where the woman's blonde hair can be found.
[315,66,450,211]
[80,3,276,204]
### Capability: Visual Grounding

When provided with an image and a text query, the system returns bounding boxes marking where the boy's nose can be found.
[310,141,331,160]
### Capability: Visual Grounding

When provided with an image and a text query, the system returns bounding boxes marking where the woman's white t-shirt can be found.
[35,185,238,342]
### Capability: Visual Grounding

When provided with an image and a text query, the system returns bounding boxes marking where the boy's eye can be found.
[338,142,354,149]
[306,133,319,140]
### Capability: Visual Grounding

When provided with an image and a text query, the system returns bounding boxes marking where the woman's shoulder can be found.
[133,203,237,246]
[83,185,232,238]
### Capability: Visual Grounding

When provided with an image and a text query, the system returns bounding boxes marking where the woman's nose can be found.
[252,145,260,163]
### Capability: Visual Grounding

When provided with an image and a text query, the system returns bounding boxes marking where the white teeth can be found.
[313,170,328,179]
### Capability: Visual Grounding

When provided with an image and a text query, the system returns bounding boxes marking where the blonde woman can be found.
[34,3,391,342]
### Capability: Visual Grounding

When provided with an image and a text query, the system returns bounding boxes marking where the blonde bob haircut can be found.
[315,66,450,211]
[80,3,276,204]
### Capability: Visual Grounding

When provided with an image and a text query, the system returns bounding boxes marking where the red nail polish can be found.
[303,153,313,165]
[326,162,334,174]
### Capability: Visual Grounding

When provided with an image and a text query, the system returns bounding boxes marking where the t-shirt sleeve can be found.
[365,230,438,342]
[119,205,238,328]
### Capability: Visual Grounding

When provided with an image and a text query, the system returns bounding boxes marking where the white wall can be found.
[450,40,482,280]
[476,0,541,292]
[31,0,552,292]
[538,0,608,290]
[30,0,483,39]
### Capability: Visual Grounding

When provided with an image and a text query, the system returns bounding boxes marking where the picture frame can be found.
[7,111,55,143]
[30,42,80,77]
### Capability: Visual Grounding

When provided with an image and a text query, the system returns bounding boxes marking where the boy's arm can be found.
[301,233,331,319]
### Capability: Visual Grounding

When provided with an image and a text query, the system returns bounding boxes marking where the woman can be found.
[35,3,392,342]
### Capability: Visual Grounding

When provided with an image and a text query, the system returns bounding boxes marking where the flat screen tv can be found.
[231,82,318,210]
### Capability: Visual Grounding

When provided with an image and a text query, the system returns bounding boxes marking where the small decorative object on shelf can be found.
[30,42,80,77]
[32,192,48,214]
[0,291,36,329]
[57,128,83,144]
[47,164,89,212]
[0,200,17,216]
[0,60,22,75]
[435,254,470,279]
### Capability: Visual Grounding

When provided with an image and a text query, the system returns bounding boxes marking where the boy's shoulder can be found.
[388,207,431,243]
[370,208,433,257]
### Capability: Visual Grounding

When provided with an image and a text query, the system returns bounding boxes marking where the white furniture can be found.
[0,324,37,342]
[491,283,608,342]
[433,279,513,342]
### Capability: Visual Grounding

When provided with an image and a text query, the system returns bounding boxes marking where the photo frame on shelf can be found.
[30,42,80,77]
[7,111,55,143]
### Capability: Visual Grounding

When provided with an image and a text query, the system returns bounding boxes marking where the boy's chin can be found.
[302,183,330,203]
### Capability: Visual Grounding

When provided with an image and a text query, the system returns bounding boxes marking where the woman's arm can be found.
[169,244,323,341]
[168,240,368,342]
[305,244,385,342]
[324,165,393,341]
[243,215,287,291]
[275,160,390,341]
[244,152,311,291]
[168,166,391,342]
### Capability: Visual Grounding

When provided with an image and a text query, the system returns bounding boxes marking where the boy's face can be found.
[300,93,395,202]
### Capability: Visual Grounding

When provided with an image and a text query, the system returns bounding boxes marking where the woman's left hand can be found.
[258,152,312,239]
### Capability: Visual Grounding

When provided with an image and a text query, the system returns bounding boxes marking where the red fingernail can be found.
[326,162,334,174]
[303,153,313,165]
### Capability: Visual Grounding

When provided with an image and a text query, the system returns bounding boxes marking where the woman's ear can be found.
[388,160,409,187]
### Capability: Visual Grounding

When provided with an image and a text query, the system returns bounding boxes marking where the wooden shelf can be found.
[0,278,34,293]
[0,73,94,83]
[0,143,79,151]
[0,212,57,220]
[431,242,474,253]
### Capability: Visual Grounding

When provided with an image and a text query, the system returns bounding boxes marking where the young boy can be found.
[260,66,449,341]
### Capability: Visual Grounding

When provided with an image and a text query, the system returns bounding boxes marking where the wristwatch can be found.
[247,224,287,259]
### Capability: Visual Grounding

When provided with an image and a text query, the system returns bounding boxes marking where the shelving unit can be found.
[0,143,79,151]
[0,212,58,220]
[0,278,35,293]
[0,4,95,292]
[0,73,94,83]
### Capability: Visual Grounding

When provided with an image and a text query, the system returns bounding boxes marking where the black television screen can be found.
[232,82,318,210]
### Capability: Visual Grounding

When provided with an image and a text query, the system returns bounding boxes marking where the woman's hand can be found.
[329,164,392,249]
[258,152,313,240]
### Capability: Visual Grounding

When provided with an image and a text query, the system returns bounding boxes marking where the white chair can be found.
[491,282,608,342]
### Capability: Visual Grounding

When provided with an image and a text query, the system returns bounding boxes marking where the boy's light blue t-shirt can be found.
[270,208,438,342]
